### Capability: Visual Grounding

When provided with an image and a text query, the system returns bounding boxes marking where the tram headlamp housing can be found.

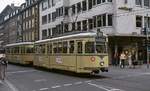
[100,62,104,66]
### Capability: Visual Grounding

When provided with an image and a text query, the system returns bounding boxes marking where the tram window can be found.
[78,42,82,53]
[85,42,95,53]
[48,43,52,53]
[96,44,107,53]
[53,43,58,53]
[58,42,62,53]
[26,45,34,53]
[69,41,74,53]
[21,46,25,54]
[41,44,46,53]
[63,41,68,53]
[14,47,19,54]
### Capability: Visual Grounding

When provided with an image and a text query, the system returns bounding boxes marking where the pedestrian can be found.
[131,54,136,68]
[0,53,8,80]
[120,52,126,68]
[128,53,132,68]
[138,52,143,66]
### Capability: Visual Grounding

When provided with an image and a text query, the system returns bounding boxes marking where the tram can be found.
[34,32,109,74]
[5,42,34,65]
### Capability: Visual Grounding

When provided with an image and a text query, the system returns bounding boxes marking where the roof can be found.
[5,42,34,47]
[35,32,97,44]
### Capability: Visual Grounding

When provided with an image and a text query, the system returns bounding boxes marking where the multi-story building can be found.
[21,0,40,42]
[39,0,150,64]
[0,4,20,48]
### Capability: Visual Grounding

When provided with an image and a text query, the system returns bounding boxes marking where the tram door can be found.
[76,41,83,72]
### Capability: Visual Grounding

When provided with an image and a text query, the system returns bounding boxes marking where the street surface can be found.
[1,64,150,91]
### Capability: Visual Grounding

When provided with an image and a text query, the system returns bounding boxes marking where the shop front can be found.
[108,34,146,65]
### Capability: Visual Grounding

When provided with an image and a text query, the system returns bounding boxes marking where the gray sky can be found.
[0,0,25,13]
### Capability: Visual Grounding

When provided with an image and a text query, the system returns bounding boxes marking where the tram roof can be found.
[5,42,34,47]
[36,32,97,44]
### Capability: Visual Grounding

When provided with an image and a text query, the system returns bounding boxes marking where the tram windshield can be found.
[96,42,107,53]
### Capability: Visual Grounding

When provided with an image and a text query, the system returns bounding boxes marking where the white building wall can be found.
[39,0,150,40]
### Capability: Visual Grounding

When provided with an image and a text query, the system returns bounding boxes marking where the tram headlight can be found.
[100,62,104,66]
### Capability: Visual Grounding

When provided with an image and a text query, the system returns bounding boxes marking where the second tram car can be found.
[34,32,108,74]
[6,42,34,65]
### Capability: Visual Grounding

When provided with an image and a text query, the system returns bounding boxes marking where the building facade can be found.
[0,4,20,48]
[39,0,150,64]
[21,0,40,42]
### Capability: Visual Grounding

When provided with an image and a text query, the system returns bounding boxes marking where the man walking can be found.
[0,53,7,80]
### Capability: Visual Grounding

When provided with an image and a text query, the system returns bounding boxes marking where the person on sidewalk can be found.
[0,53,8,80]
[128,53,132,68]
[120,52,126,68]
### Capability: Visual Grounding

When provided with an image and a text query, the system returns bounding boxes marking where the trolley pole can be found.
[146,14,149,69]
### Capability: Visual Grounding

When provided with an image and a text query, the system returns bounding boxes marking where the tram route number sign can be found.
[56,56,63,64]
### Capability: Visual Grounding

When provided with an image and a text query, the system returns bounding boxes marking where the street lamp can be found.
[146,14,149,68]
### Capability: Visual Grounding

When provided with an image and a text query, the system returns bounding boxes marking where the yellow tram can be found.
[34,32,109,74]
[5,42,34,65]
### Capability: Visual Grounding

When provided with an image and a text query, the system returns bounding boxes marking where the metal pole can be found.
[146,14,149,68]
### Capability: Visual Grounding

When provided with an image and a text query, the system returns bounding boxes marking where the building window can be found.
[52,12,56,21]
[88,0,93,10]
[77,2,81,13]
[42,29,47,39]
[48,28,51,37]
[65,7,69,16]
[102,14,106,26]
[48,14,51,23]
[72,4,76,14]
[124,0,128,4]
[93,0,96,6]
[64,23,69,32]
[42,15,47,24]
[97,15,102,27]
[108,14,113,26]
[108,0,112,2]
[88,19,93,30]
[97,0,101,4]
[136,16,142,27]
[144,0,149,7]
[136,0,142,6]
[102,0,106,3]
[72,22,76,31]
[82,20,87,31]
[77,21,81,31]
[82,0,87,11]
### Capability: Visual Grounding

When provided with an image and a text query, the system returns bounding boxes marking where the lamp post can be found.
[146,14,149,68]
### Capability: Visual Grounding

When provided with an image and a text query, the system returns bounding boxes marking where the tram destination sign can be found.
[95,29,106,42]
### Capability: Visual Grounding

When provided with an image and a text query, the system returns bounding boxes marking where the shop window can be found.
[69,41,74,53]
[85,42,95,53]
[82,0,87,11]
[78,42,82,53]
[136,16,142,27]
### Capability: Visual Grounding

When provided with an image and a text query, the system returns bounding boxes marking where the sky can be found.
[0,0,25,13]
